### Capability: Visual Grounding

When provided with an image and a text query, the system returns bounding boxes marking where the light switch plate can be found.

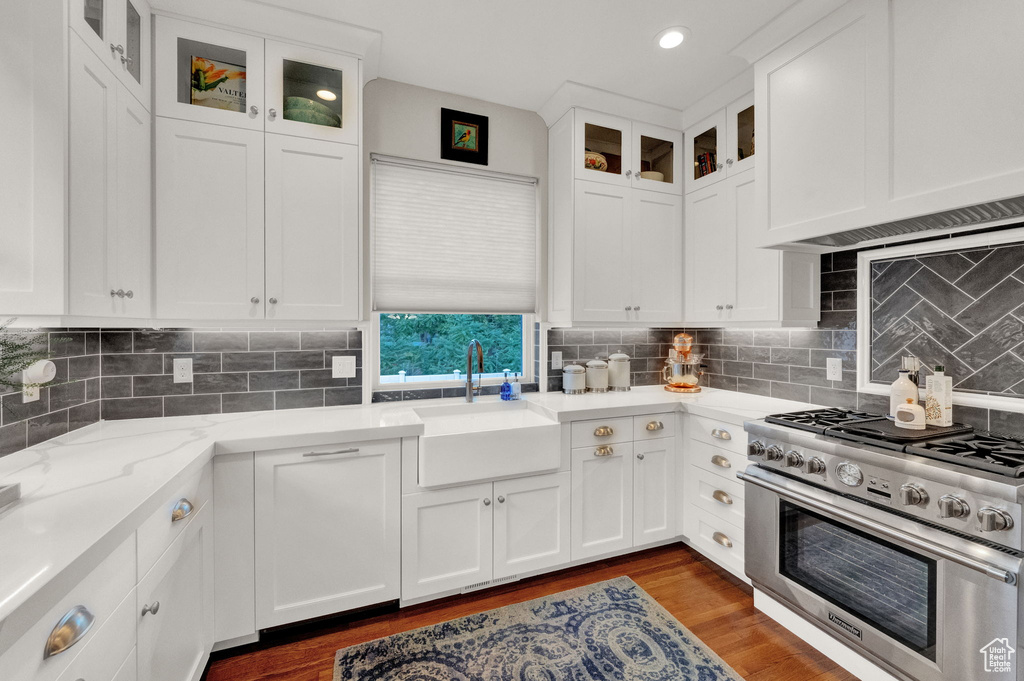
[332,355,356,378]
[551,351,563,370]
[826,357,842,381]
[173,357,193,383]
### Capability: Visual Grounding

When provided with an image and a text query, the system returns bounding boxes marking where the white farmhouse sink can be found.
[414,401,561,487]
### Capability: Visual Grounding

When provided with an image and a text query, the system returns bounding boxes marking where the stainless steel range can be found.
[740,408,1024,681]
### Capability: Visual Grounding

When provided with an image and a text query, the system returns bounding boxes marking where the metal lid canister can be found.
[608,353,631,391]
[586,359,609,393]
[562,364,586,395]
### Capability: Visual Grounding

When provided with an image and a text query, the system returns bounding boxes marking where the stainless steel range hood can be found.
[795,196,1024,248]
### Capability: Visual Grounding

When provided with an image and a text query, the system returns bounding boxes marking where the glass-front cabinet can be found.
[155,16,266,131]
[685,92,755,193]
[264,40,360,144]
[573,110,682,195]
[70,0,151,106]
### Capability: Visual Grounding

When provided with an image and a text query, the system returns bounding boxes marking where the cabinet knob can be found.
[716,163,724,171]
[497,495,505,504]
[268,108,277,121]
[121,56,132,66]
[726,158,734,166]
[251,297,260,304]
[482,498,491,506]
[114,289,126,298]
[725,304,734,310]
[110,43,124,55]
[269,297,278,304]
[125,290,134,299]
[250,105,259,117]
[715,305,724,311]
[625,169,632,177]
[636,453,645,460]
[141,601,160,617]
[634,306,640,312]
[110,289,117,298]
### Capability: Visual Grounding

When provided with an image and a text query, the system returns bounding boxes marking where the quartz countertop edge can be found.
[0,387,817,629]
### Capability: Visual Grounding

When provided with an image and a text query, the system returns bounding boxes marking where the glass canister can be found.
[586,359,609,392]
[562,364,586,394]
[608,352,631,391]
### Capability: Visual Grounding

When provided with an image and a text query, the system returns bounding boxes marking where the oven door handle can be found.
[737,470,1018,586]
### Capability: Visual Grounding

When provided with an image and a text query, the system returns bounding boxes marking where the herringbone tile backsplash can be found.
[870,242,1024,397]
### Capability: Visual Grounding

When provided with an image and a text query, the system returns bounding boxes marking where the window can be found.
[378,313,526,385]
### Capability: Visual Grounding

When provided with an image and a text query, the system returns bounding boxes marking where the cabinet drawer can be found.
[688,414,746,454]
[571,441,634,463]
[571,416,633,447]
[55,590,137,681]
[688,438,747,478]
[688,507,745,580]
[0,534,135,681]
[687,464,745,528]
[137,463,212,578]
[632,413,676,440]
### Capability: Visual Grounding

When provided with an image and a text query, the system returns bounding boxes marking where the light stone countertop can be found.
[0,386,818,629]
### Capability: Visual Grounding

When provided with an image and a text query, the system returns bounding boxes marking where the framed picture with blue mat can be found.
[440,108,488,165]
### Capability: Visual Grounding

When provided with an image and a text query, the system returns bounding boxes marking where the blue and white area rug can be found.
[334,576,745,680]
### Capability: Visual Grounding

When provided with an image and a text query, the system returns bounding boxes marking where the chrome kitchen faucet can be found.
[466,339,484,402]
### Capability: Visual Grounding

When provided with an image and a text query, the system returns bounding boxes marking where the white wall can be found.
[361,78,549,318]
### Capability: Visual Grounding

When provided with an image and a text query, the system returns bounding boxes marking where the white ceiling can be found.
[260,0,799,113]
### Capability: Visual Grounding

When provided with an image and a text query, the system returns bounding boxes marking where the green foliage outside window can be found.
[379,314,523,377]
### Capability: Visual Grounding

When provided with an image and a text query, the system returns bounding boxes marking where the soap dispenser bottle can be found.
[511,372,522,400]
[500,371,512,401]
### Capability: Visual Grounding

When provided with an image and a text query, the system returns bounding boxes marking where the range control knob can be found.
[898,484,929,507]
[784,450,804,468]
[978,508,1014,533]
[937,494,971,519]
[765,445,784,462]
[747,441,766,457]
[805,457,826,475]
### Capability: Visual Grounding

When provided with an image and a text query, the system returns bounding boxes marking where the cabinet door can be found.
[730,170,780,322]
[493,472,570,579]
[571,443,633,561]
[402,483,493,600]
[631,190,682,324]
[264,134,360,320]
[684,180,736,324]
[264,40,359,145]
[630,122,682,195]
[137,508,213,681]
[725,92,755,176]
[68,35,119,317]
[633,437,676,546]
[115,86,152,317]
[113,0,150,107]
[70,0,118,72]
[155,118,265,319]
[684,109,727,193]
[254,442,400,628]
[572,181,633,322]
[154,16,265,131]
[573,110,632,187]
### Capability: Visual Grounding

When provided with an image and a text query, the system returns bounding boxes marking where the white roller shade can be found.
[372,155,538,313]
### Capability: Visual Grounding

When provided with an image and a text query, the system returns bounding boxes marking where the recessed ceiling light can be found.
[656,26,690,49]
[316,89,337,101]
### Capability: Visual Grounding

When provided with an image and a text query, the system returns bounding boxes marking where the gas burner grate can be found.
[765,408,880,434]
[906,433,1024,478]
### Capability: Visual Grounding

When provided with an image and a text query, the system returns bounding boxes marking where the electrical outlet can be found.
[173,357,193,383]
[826,357,842,381]
[551,351,563,370]
[332,355,356,378]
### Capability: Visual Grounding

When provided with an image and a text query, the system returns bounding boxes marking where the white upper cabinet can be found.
[630,190,683,323]
[264,40,360,144]
[70,0,151,107]
[155,17,266,131]
[685,92,755,193]
[573,110,682,195]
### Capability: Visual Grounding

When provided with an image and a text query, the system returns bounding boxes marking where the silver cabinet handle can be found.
[251,296,260,304]
[269,297,278,304]
[711,428,732,441]
[44,606,95,658]
[624,306,632,311]
[141,601,160,616]
[594,426,614,437]
[110,289,117,298]
[171,498,194,522]
[113,289,125,298]
[483,498,491,506]
[625,169,632,177]
[125,290,133,299]
[737,469,1018,584]
[646,421,664,431]
[497,495,505,503]
[712,531,733,548]
[268,108,277,121]
[726,158,734,166]
[302,448,359,457]
[634,306,640,312]
[716,163,724,170]
[712,489,733,505]
[715,305,724,311]
[249,105,259,116]
[636,453,645,460]
[121,56,132,66]
[110,43,124,55]
[594,445,613,457]
[710,454,731,469]
[725,304,734,310]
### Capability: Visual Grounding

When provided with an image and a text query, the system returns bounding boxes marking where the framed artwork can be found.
[440,108,489,165]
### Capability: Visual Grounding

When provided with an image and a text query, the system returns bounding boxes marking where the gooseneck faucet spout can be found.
[466,339,484,402]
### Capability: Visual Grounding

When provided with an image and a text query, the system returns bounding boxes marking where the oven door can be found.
[739,465,1021,681]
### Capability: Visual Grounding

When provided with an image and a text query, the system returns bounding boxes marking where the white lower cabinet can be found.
[254,441,401,628]
[137,507,214,681]
[633,437,676,546]
[402,472,571,600]
[571,442,634,560]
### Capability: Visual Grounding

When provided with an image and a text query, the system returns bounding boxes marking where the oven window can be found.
[779,501,937,660]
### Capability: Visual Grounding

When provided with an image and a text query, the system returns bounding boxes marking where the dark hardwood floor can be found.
[206,543,860,681]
